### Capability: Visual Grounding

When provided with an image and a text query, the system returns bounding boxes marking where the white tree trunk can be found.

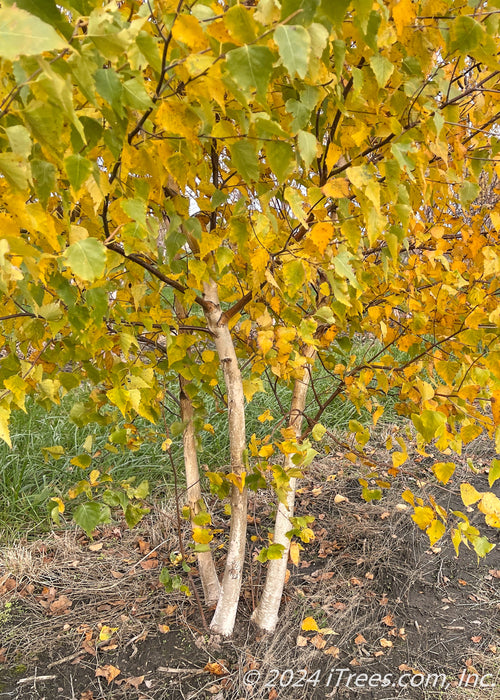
[251,346,316,633]
[179,375,221,606]
[203,280,247,636]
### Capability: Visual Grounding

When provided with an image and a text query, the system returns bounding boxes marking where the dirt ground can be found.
[1,442,499,700]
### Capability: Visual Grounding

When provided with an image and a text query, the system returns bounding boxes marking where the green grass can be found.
[0,338,402,540]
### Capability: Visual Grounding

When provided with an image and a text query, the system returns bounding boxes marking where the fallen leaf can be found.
[489,569,500,578]
[488,644,497,653]
[334,494,348,504]
[301,616,319,632]
[80,692,94,700]
[471,636,482,643]
[296,635,308,647]
[310,634,327,649]
[269,689,278,700]
[158,624,170,633]
[380,511,390,519]
[204,661,228,676]
[99,625,118,642]
[350,577,362,586]
[365,572,374,580]
[137,539,150,554]
[161,605,177,616]
[350,658,360,666]
[458,579,467,586]
[333,601,346,611]
[379,595,388,606]
[381,614,395,627]
[374,650,384,657]
[124,675,144,689]
[50,595,72,615]
[315,571,334,581]
[354,634,367,645]
[139,559,158,570]
[380,638,393,648]
[110,571,123,579]
[88,543,103,552]
[324,646,340,657]
[95,664,121,684]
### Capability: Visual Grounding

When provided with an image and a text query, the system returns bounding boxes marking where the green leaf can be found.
[459,181,479,209]
[267,543,286,560]
[225,4,257,43]
[229,140,260,182]
[94,67,123,114]
[471,535,495,558]
[411,410,446,442]
[283,259,306,297]
[0,5,67,61]
[274,25,311,79]
[0,153,29,190]
[369,54,394,87]
[281,0,320,26]
[31,159,56,206]
[297,130,317,168]
[489,458,500,487]
[311,423,326,441]
[450,16,484,53]
[122,77,153,110]
[6,125,32,159]
[226,45,274,100]
[265,140,295,183]
[124,503,150,528]
[63,238,107,282]
[64,154,93,192]
[73,502,111,538]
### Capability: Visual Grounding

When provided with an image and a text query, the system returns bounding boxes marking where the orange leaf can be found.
[95,665,121,684]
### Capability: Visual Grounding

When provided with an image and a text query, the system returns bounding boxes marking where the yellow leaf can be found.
[99,625,118,642]
[258,409,274,423]
[171,15,209,51]
[478,492,500,521]
[289,541,300,565]
[392,0,415,37]
[392,450,407,468]
[258,444,274,458]
[89,469,100,486]
[301,616,319,632]
[426,519,445,546]
[226,471,246,493]
[50,497,65,514]
[192,527,213,544]
[460,483,483,507]
[432,462,455,485]
[411,506,435,531]
[309,222,333,254]
[0,406,12,448]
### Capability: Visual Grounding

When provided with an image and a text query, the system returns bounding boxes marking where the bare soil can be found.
[0,442,499,700]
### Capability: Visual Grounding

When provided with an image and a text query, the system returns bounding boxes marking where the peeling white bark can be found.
[203,280,247,637]
[251,346,316,633]
[179,375,221,606]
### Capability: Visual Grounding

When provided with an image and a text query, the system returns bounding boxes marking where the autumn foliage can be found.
[0,0,499,635]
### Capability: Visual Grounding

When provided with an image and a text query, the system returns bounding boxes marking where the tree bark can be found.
[203,279,247,636]
[179,374,221,606]
[251,346,316,633]
[174,295,220,606]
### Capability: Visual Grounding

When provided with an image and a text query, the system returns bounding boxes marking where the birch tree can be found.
[0,0,499,636]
